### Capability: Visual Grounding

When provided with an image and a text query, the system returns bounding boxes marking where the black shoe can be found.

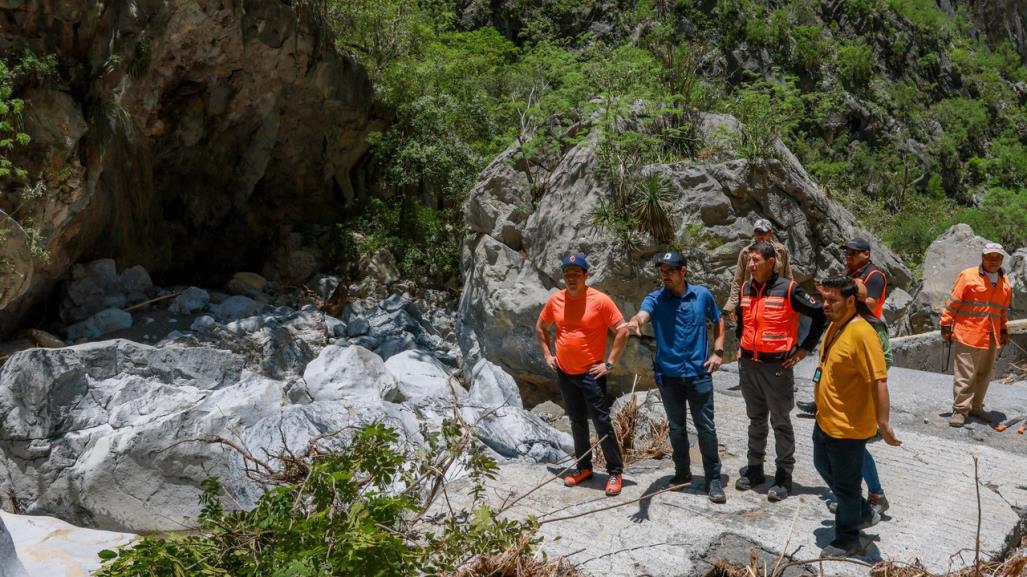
[820,542,860,557]
[767,471,793,502]
[665,472,692,491]
[734,466,765,491]
[796,400,817,414]
[707,478,726,504]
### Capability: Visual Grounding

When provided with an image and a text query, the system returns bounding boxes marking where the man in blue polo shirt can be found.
[626,251,727,503]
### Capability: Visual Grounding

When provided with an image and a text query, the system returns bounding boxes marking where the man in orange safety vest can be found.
[941,243,1012,428]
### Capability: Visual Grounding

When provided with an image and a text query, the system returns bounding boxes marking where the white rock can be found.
[1,511,134,577]
[385,349,460,405]
[302,344,399,402]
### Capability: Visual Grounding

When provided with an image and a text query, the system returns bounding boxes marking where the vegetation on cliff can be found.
[320,0,1027,279]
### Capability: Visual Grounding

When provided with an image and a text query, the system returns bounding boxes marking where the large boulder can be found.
[0,339,414,533]
[459,114,912,396]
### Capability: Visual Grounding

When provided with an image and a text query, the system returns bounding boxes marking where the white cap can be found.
[982,242,1008,257]
[753,218,774,233]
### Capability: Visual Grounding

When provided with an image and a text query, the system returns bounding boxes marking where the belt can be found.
[739,349,791,363]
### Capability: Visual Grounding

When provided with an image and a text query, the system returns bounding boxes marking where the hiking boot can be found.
[767,484,790,502]
[605,473,623,496]
[820,542,860,558]
[707,478,726,504]
[969,408,993,424]
[949,412,966,427]
[767,471,792,502]
[563,468,593,487]
[796,400,818,415]
[868,491,889,514]
[734,466,765,491]
[664,472,692,491]
[858,507,882,529]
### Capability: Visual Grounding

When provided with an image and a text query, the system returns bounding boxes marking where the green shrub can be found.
[836,43,875,92]
[961,187,1027,248]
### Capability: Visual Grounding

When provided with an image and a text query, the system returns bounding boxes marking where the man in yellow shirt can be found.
[813,276,901,558]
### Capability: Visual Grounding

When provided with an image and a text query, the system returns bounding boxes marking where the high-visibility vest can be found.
[939,266,1011,349]
[740,276,800,356]
[852,263,888,320]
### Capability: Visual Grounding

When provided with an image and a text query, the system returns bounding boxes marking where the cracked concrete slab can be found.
[448,363,1027,576]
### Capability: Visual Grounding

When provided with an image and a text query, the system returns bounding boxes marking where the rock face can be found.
[966,0,1027,61]
[459,114,913,398]
[0,0,373,337]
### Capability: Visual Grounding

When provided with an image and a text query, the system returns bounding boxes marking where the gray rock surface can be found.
[443,363,1027,576]
[301,344,400,402]
[59,259,156,324]
[66,307,134,341]
[460,115,912,397]
[170,287,210,315]
[210,295,262,321]
[0,515,28,577]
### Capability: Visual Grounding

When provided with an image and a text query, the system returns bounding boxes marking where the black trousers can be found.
[813,423,873,548]
[557,368,623,474]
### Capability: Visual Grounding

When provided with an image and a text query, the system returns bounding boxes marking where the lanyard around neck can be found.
[819,313,857,364]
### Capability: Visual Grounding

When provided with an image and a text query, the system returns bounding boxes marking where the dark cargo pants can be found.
[739,357,795,481]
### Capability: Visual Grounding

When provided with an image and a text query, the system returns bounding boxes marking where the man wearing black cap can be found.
[735,241,827,502]
[625,251,728,503]
[536,252,629,496]
[724,218,792,323]
[844,238,888,320]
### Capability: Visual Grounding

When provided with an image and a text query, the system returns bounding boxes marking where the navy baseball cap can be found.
[561,252,590,271]
[844,238,871,252]
[655,250,687,268]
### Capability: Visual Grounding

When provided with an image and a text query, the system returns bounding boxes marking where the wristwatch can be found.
[604,361,614,370]
[713,349,724,357]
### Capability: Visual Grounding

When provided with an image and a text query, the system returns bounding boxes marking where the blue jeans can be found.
[659,374,721,482]
[863,448,882,494]
[557,369,623,474]
[813,423,873,548]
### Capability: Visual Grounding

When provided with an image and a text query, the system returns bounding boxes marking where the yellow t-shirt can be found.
[815,317,888,439]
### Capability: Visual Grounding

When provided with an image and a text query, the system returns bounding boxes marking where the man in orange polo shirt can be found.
[941,243,1012,428]
[813,276,901,558]
[535,252,629,496]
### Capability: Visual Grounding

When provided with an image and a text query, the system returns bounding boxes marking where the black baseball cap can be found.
[844,238,871,252]
[655,250,687,268]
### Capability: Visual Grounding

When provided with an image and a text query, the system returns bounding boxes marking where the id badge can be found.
[812,367,822,385]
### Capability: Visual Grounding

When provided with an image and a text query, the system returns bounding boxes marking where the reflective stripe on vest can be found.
[740,277,800,356]
[944,268,1011,348]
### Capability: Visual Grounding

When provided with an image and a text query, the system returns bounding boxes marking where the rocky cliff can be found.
[459,114,914,402]
[0,0,373,336]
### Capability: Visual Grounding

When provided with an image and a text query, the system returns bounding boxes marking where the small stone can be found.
[346,317,370,337]
[190,316,216,332]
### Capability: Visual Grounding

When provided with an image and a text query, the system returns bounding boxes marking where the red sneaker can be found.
[563,468,593,487]
[605,473,623,496]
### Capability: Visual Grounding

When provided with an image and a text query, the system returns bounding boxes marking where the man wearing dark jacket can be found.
[735,241,827,502]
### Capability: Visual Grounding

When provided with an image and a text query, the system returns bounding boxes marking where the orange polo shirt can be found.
[540,287,624,375]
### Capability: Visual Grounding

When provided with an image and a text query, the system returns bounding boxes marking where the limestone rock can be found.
[301,344,400,402]
[0,515,29,577]
[210,295,262,321]
[0,211,33,313]
[66,307,133,341]
[1,512,134,577]
[226,272,268,298]
[384,349,459,406]
[170,287,211,315]
[459,114,912,396]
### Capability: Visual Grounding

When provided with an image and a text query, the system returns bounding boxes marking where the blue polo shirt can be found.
[641,284,721,378]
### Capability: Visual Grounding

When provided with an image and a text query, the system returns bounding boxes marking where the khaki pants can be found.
[951,338,998,415]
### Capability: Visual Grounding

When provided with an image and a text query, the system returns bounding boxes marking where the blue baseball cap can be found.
[561,252,590,272]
